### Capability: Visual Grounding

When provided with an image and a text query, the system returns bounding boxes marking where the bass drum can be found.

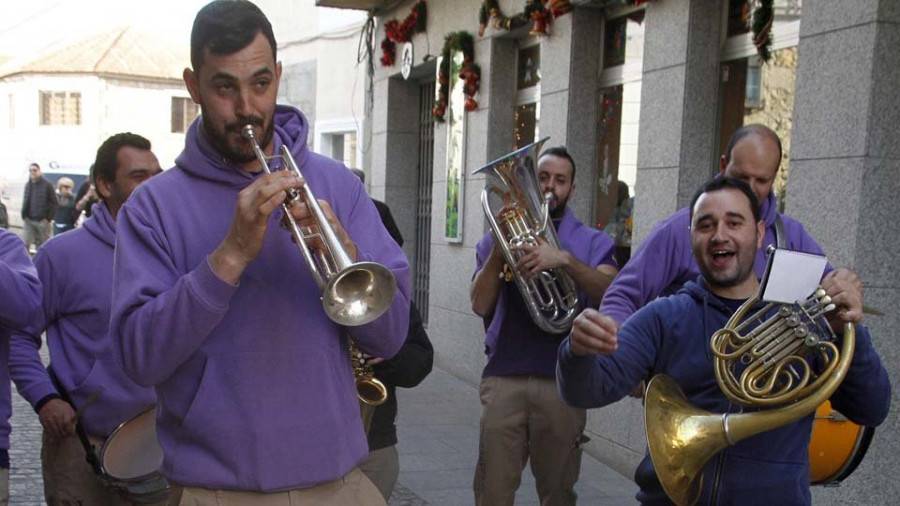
[809,400,875,485]
[99,408,169,503]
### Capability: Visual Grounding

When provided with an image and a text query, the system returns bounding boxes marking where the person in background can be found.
[602,180,633,266]
[52,177,77,236]
[74,176,100,223]
[108,1,410,503]
[351,167,434,501]
[470,146,618,506]
[9,133,163,505]
[0,228,43,503]
[21,163,58,252]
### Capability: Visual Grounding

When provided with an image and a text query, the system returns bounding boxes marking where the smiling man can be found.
[556,177,890,505]
[108,1,409,504]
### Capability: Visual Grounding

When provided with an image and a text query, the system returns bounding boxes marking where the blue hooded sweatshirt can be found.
[557,280,890,505]
[9,203,157,437]
[0,229,42,459]
[600,192,829,325]
[109,106,410,491]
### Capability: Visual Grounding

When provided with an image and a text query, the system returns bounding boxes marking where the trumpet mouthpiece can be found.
[241,124,256,141]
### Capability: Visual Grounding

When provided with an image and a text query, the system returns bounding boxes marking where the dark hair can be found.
[689,176,761,224]
[29,163,40,170]
[350,168,365,184]
[92,133,152,200]
[539,146,576,180]
[190,0,277,72]
[724,124,782,166]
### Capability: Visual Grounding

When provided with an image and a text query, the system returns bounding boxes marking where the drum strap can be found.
[47,366,104,476]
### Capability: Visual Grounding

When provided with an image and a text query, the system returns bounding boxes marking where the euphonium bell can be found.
[473,137,579,334]
[241,125,397,326]
[644,288,853,505]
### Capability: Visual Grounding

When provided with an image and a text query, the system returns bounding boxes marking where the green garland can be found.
[433,32,480,122]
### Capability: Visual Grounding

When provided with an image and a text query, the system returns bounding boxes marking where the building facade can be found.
[354,0,900,502]
[0,27,193,230]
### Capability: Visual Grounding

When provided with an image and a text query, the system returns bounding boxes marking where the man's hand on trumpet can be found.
[210,171,305,284]
[283,198,359,263]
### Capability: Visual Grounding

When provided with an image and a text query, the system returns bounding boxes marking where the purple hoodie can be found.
[0,229,42,453]
[110,105,410,492]
[600,192,828,324]
[474,208,616,358]
[9,203,157,437]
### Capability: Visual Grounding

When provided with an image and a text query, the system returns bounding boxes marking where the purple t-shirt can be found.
[475,209,616,378]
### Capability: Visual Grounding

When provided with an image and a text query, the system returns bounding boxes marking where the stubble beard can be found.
[201,109,272,165]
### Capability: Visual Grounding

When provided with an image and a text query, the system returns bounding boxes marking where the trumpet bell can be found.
[323,261,398,326]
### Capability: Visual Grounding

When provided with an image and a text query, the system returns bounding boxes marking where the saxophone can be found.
[349,340,388,434]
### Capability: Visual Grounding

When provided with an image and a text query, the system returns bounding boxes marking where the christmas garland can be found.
[433,31,480,122]
[478,0,572,37]
[751,0,774,62]
[380,0,427,67]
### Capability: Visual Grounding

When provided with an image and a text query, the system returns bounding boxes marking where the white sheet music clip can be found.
[758,247,828,304]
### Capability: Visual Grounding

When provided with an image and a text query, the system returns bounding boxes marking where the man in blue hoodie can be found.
[10,133,162,505]
[109,1,409,504]
[601,125,826,327]
[0,229,43,503]
[557,177,890,504]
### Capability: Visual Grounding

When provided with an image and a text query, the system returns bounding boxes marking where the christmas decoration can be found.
[751,0,774,62]
[380,1,427,67]
[434,31,480,122]
[477,0,572,37]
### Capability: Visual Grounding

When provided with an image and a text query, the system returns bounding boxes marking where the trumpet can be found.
[242,125,391,431]
[241,125,397,327]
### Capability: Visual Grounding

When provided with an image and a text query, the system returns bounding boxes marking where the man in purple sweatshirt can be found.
[109,1,409,503]
[9,133,162,505]
[0,229,42,503]
[471,147,618,506]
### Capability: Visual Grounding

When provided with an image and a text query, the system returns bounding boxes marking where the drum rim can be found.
[99,406,164,481]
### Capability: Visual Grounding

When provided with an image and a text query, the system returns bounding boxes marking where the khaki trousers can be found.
[42,429,166,506]
[169,468,385,506]
[23,217,50,250]
[474,375,587,506]
[359,445,400,501]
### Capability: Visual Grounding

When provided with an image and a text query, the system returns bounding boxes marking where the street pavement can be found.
[7,365,637,505]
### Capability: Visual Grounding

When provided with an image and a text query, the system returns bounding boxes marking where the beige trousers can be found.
[169,468,385,506]
[359,445,400,501]
[473,375,587,506]
[42,429,166,506]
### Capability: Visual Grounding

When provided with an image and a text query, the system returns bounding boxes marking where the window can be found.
[513,40,541,150]
[596,7,646,266]
[40,91,81,126]
[324,131,357,169]
[171,97,199,133]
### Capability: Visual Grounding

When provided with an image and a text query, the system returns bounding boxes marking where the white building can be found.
[0,27,194,229]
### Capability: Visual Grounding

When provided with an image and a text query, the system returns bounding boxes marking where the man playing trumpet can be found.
[471,146,618,505]
[108,1,409,504]
[557,177,890,504]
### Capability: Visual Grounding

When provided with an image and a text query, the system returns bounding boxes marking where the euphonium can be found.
[474,138,579,334]
[242,125,390,429]
[644,288,852,506]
